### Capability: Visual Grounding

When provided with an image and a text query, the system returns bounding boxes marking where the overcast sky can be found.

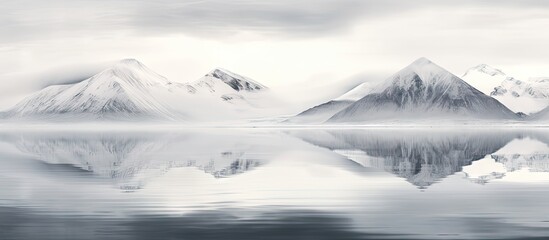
[1,0,549,109]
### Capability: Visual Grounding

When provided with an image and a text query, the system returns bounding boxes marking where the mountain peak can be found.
[466,64,506,77]
[98,59,170,87]
[204,68,267,92]
[111,58,149,71]
[411,57,433,66]
[118,58,142,65]
[208,67,230,74]
[383,58,454,88]
[403,58,446,75]
[206,68,245,79]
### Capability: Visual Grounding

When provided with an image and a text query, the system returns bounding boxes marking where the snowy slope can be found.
[186,68,273,108]
[462,64,549,114]
[193,68,267,93]
[288,82,374,123]
[286,100,354,124]
[531,106,549,122]
[3,60,273,122]
[328,58,519,123]
[491,77,549,114]
[181,68,281,120]
[333,82,374,101]
[461,64,507,94]
[5,59,176,120]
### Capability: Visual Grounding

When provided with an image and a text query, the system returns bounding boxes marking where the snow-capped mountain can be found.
[287,82,374,123]
[462,64,549,114]
[185,68,275,110]
[328,58,519,123]
[193,68,267,93]
[3,59,273,122]
[4,59,177,120]
[461,64,507,94]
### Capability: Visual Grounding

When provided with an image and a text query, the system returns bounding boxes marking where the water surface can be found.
[1,128,549,239]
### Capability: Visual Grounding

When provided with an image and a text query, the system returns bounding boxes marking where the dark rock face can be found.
[208,69,266,92]
[491,86,507,96]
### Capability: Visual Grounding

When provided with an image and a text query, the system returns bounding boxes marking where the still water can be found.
[1,128,548,239]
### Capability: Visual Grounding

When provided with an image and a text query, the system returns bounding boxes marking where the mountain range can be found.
[461,64,549,114]
[293,58,529,124]
[1,57,548,124]
[2,59,275,122]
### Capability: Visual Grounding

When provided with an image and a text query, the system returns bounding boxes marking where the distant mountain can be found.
[186,68,273,109]
[328,58,519,123]
[461,64,507,94]
[287,100,354,124]
[287,82,374,123]
[462,64,549,114]
[333,82,375,101]
[2,59,272,122]
[193,68,267,93]
[531,106,549,121]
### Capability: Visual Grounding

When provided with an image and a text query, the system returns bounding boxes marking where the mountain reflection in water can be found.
[1,128,549,239]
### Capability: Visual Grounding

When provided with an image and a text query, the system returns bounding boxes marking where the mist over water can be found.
[1,128,549,239]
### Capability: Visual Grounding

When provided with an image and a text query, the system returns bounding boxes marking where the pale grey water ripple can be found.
[1,128,549,239]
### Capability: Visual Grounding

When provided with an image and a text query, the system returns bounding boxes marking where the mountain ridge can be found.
[287,79,375,123]
[461,63,549,114]
[2,59,271,121]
